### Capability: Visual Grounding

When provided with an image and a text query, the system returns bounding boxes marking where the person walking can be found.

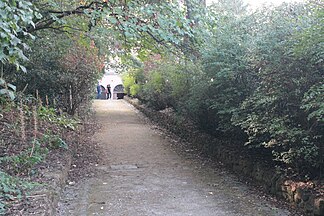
[96,82,101,99]
[106,84,112,99]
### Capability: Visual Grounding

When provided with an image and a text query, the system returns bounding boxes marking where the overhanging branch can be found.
[27,1,108,33]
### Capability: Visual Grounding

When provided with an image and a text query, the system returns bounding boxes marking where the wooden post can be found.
[30,105,38,157]
[46,95,49,107]
[19,99,26,141]
[69,85,73,114]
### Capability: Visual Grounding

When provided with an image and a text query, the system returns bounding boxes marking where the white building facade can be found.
[98,70,124,100]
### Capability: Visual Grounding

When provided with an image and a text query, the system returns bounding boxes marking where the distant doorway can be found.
[113,84,124,99]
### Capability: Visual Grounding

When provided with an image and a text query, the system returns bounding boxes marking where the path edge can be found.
[124,96,323,216]
[27,150,72,216]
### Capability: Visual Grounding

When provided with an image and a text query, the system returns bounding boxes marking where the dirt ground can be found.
[56,100,296,216]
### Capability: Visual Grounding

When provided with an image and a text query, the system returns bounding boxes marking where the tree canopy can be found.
[1,0,203,70]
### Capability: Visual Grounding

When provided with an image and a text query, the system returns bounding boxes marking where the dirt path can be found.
[57,100,293,216]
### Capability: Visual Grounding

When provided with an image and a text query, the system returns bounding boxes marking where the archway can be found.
[113,84,124,99]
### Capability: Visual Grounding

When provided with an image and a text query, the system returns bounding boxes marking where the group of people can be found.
[96,83,112,99]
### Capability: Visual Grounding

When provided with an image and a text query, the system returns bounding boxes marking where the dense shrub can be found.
[123,58,195,111]
[124,1,323,177]
[141,70,172,110]
[3,32,103,116]
[232,3,323,175]
[122,69,145,98]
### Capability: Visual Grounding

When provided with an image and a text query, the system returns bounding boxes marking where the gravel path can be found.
[57,100,293,216]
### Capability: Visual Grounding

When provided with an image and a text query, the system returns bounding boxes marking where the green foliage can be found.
[0,77,16,101]
[122,69,145,97]
[0,92,74,213]
[141,71,170,110]
[0,171,37,215]
[130,84,142,97]
[1,0,200,71]
[0,96,71,174]
[301,82,324,123]
[0,0,40,70]
[38,106,79,130]
[0,140,48,175]
[4,31,103,116]
[293,3,324,66]
[127,1,323,176]
[136,58,191,110]
[1,0,199,115]
[40,133,68,150]
[123,73,136,96]
[231,4,323,172]
[198,9,252,132]
[103,1,194,45]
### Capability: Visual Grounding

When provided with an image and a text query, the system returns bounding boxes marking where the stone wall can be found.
[125,97,324,216]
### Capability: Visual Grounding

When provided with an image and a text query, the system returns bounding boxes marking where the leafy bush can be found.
[231,3,323,174]
[301,82,324,123]
[123,73,136,96]
[0,78,16,101]
[40,133,68,150]
[0,140,48,175]
[198,11,253,133]
[137,59,194,111]
[130,84,142,97]
[0,0,40,70]
[3,32,104,116]
[0,171,37,215]
[122,69,145,97]
[38,106,79,130]
[141,71,171,110]
[125,1,323,176]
